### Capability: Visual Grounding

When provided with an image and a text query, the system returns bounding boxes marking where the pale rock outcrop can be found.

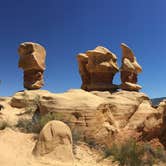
[154,100,166,146]
[77,46,119,91]
[18,42,46,90]
[33,120,74,164]
[10,89,161,146]
[120,43,142,91]
[0,128,115,166]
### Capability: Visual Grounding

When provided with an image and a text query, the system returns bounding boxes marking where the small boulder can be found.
[32,120,74,164]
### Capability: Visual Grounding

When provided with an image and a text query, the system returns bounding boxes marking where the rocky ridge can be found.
[8,89,165,146]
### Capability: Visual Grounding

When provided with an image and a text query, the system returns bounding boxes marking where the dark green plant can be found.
[16,118,38,133]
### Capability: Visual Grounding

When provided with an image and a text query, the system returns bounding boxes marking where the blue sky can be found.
[0,0,165,98]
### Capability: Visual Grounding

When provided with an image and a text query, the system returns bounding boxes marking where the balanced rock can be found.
[120,43,142,91]
[18,42,46,90]
[77,46,119,91]
[32,120,74,163]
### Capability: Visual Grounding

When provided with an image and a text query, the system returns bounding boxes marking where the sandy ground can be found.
[0,128,115,166]
[0,96,117,166]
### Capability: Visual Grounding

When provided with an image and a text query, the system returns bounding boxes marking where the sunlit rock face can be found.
[120,43,142,91]
[77,46,119,91]
[32,120,74,164]
[18,42,46,90]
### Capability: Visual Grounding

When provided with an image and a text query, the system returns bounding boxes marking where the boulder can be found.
[32,120,74,163]
[77,46,119,91]
[18,42,46,90]
[120,43,142,91]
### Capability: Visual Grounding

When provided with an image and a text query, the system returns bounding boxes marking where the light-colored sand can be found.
[0,128,115,166]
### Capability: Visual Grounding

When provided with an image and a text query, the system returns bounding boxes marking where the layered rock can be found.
[18,42,46,90]
[148,100,166,147]
[77,46,119,91]
[120,43,142,91]
[10,89,161,147]
[33,120,74,164]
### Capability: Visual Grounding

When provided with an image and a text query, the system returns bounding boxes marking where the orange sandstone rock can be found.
[18,42,46,90]
[77,46,119,91]
[120,43,142,91]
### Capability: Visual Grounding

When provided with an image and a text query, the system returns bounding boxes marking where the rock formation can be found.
[10,89,162,147]
[18,42,46,90]
[33,120,74,163]
[77,46,119,91]
[120,43,142,91]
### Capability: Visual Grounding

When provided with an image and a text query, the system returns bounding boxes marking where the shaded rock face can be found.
[120,43,142,91]
[33,120,74,163]
[142,100,166,147]
[18,42,46,90]
[77,46,119,91]
[10,89,162,147]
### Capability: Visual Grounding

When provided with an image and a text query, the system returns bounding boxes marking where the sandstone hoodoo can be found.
[33,120,74,164]
[18,42,46,90]
[120,43,142,91]
[77,46,119,91]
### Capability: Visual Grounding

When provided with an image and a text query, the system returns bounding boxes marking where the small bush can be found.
[72,128,84,144]
[103,139,166,166]
[38,112,55,128]
[103,139,144,166]
[16,118,43,133]
[154,147,166,162]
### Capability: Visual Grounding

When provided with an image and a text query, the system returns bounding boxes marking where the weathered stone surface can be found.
[152,100,166,146]
[33,120,74,163]
[10,89,161,147]
[77,46,119,91]
[18,42,46,90]
[120,43,142,91]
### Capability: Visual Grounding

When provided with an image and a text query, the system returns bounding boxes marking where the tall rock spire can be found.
[120,43,142,91]
[18,42,46,90]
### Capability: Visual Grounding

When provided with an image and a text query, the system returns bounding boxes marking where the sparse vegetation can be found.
[71,128,85,155]
[16,112,69,133]
[23,93,40,115]
[84,137,98,149]
[72,128,84,144]
[16,118,37,133]
[103,139,166,166]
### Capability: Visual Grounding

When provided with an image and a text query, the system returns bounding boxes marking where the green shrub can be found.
[38,113,55,128]
[103,139,166,166]
[16,118,43,133]
[108,139,144,166]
